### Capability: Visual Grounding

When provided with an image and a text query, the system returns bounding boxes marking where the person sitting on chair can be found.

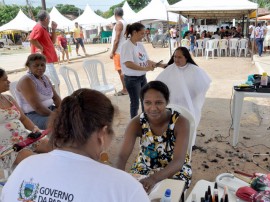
[116,81,192,192]
[16,53,61,130]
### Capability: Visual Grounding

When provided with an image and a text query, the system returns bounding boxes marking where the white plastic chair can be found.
[219,39,228,57]
[238,38,248,57]
[229,38,239,57]
[83,59,118,104]
[205,39,219,59]
[167,104,195,162]
[195,39,204,57]
[181,39,190,50]
[59,66,81,96]
[9,81,19,102]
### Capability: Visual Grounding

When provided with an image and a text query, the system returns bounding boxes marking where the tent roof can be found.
[49,7,73,30]
[73,5,107,25]
[107,1,137,24]
[135,0,186,23]
[258,14,270,20]
[0,10,36,32]
[167,0,258,19]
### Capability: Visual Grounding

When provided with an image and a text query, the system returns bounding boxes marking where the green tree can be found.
[168,0,180,5]
[0,5,20,25]
[55,4,81,17]
[103,1,124,19]
[127,0,150,12]
[250,0,270,9]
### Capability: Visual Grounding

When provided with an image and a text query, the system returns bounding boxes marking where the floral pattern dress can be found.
[131,108,192,188]
[0,95,29,169]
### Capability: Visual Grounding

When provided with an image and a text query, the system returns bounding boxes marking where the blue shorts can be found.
[75,38,84,49]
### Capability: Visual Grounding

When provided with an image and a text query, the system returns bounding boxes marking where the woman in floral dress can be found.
[0,68,51,170]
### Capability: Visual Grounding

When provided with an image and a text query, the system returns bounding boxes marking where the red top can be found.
[57,35,68,47]
[29,23,58,63]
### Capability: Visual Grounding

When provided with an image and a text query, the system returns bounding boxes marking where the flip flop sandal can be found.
[114,91,128,96]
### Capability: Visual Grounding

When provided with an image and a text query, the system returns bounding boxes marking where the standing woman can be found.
[120,23,156,118]
[156,47,211,146]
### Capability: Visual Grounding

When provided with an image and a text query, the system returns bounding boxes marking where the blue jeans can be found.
[25,105,55,130]
[255,38,264,56]
[124,75,147,118]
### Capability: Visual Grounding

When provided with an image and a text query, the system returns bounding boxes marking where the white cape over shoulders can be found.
[156,63,211,145]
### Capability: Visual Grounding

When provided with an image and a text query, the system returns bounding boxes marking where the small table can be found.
[232,90,270,146]
[186,180,243,201]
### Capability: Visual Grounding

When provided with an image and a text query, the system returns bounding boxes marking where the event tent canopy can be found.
[167,0,258,19]
[0,10,36,32]
[49,7,73,30]
[73,4,107,26]
[107,1,137,24]
[258,14,270,20]
[135,0,187,23]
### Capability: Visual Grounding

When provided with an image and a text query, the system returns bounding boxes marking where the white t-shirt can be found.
[249,25,255,38]
[111,19,127,54]
[120,39,149,76]
[1,150,149,202]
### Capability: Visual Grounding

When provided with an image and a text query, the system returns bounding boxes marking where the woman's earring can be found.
[99,151,110,165]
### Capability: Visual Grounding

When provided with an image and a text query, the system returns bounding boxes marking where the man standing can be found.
[110,7,128,96]
[255,23,266,57]
[29,10,60,93]
[73,22,87,56]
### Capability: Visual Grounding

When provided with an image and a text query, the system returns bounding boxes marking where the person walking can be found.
[29,10,60,93]
[255,23,266,57]
[73,22,87,56]
[57,31,70,63]
[110,7,128,96]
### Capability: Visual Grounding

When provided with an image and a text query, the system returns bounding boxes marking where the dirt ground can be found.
[5,43,270,195]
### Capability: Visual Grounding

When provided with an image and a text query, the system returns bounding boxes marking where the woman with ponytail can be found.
[2,89,149,202]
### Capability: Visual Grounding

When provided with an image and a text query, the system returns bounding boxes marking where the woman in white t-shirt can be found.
[120,23,156,118]
[2,89,149,202]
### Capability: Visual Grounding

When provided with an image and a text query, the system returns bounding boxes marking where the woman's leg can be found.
[124,75,142,118]
[26,112,49,130]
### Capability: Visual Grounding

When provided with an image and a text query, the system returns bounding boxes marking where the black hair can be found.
[0,68,5,78]
[25,53,46,68]
[140,81,170,103]
[167,47,198,67]
[114,7,124,17]
[125,22,145,38]
[50,88,115,148]
[37,10,49,21]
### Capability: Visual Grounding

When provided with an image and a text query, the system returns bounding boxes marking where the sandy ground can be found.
[4,43,270,195]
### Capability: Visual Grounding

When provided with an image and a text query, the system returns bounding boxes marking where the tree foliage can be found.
[0,5,20,25]
[250,0,270,9]
[55,4,82,17]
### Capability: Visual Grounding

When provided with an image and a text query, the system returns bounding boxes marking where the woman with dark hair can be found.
[120,22,158,118]
[16,53,61,130]
[117,81,192,191]
[2,89,149,201]
[156,47,211,146]
[0,68,51,170]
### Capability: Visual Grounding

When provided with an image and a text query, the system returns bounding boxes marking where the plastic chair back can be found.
[167,104,196,162]
[59,66,81,96]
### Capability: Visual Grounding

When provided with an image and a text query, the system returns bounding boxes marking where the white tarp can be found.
[0,10,36,32]
[135,0,187,23]
[167,0,258,19]
[73,4,107,26]
[49,7,73,30]
[107,1,137,24]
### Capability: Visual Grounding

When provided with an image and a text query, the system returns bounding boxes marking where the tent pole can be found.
[242,15,244,36]
[167,11,172,57]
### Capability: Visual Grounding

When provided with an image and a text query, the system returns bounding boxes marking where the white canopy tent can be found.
[0,10,36,32]
[73,4,108,27]
[107,1,137,24]
[167,0,258,20]
[49,7,73,31]
[135,0,187,23]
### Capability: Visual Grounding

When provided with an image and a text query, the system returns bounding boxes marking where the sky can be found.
[3,0,123,11]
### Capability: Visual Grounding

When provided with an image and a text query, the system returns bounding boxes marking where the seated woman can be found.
[16,53,61,130]
[156,47,211,146]
[0,68,51,170]
[116,81,192,191]
[2,89,149,202]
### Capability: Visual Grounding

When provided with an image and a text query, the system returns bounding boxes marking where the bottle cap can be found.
[262,72,268,76]
[165,189,171,197]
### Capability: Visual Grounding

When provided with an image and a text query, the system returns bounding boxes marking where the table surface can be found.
[186,180,244,202]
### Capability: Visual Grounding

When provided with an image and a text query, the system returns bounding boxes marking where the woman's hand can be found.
[32,125,40,133]
[140,175,158,193]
